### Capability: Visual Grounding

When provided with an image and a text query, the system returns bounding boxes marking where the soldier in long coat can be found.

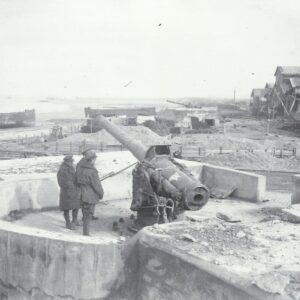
[75,150,104,236]
[77,149,99,220]
[57,155,80,230]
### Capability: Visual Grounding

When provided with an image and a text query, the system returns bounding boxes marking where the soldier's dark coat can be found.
[57,161,80,211]
[75,159,104,204]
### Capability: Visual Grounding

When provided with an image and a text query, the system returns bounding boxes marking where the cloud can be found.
[0,0,300,98]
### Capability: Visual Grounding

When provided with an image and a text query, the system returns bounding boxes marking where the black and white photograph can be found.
[0,0,300,299]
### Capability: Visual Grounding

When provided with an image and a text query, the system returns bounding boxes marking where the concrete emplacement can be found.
[0,148,289,300]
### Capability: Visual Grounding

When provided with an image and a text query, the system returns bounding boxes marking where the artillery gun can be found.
[96,115,209,230]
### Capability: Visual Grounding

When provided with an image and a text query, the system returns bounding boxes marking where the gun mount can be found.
[96,115,209,230]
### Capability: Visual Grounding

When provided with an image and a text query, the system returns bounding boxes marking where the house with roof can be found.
[250,88,269,117]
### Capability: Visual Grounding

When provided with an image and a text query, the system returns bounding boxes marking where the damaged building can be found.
[158,106,220,134]
[271,66,300,119]
[250,66,300,120]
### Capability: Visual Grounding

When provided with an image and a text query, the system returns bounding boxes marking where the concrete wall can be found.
[0,221,293,300]
[291,174,300,204]
[200,163,266,202]
[0,170,132,218]
[177,160,266,202]
[131,230,292,300]
[0,176,59,218]
[0,156,266,218]
[0,221,126,300]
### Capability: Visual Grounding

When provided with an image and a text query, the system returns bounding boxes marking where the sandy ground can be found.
[0,151,137,179]
[2,117,300,172]
[44,125,167,147]
[147,198,300,297]
[170,118,300,172]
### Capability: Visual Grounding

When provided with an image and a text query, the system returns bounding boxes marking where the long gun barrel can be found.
[96,115,209,211]
[97,115,147,161]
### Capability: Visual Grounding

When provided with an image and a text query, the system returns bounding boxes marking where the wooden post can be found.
[198,147,201,156]
[70,142,73,153]
[55,142,58,153]
[219,146,222,154]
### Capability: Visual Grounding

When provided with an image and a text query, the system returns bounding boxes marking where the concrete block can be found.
[291,175,300,204]
[178,160,266,202]
[0,177,59,217]
[200,163,266,202]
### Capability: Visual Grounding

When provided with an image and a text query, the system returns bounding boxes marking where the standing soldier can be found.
[77,148,99,220]
[57,155,80,230]
[75,149,104,236]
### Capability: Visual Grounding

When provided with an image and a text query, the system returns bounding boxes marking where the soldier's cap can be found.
[63,155,74,161]
[84,149,97,159]
[82,148,95,156]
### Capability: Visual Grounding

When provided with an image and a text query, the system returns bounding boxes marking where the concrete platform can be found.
[0,195,298,299]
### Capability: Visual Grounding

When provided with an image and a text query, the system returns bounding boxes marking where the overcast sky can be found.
[1,0,300,99]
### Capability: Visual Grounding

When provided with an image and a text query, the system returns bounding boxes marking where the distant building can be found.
[159,107,219,129]
[81,106,156,132]
[250,88,269,117]
[84,107,156,118]
[0,109,35,128]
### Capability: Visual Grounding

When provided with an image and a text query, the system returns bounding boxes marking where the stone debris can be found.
[200,241,209,247]
[236,231,246,238]
[282,205,300,224]
[152,224,159,229]
[210,187,237,199]
[180,233,197,242]
[216,212,241,223]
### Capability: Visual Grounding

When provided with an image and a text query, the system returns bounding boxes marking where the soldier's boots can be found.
[64,210,75,230]
[72,209,80,226]
[82,213,91,236]
[83,218,90,236]
[67,222,76,230]
[72,219,80,226]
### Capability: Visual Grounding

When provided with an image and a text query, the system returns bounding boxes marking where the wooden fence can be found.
[43,141,127,155]
[0,140,297,160]
[0,150,47,160]
[15,125,81,145]
[179,146,297,159]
